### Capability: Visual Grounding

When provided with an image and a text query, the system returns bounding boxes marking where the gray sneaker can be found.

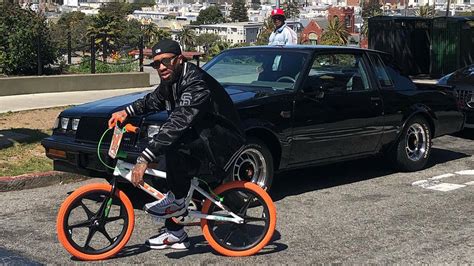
[144,191,186,219]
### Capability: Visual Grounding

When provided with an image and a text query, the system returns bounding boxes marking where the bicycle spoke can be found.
[243,216,267,222]
[79,200,94,219]
[105,216,123,223]
[99,228,114,244]
[238,195,255,216]
[68,220,91,229]
[222,224,238,243]
[84,228,97,249]
[238,225,252,245]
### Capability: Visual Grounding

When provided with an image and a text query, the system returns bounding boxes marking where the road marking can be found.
[455,170,474,176]
[424,183,466,192]
[412,170,474,192]
[429,173,455,180]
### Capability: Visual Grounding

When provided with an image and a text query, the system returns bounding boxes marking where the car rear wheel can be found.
[391,116,432,172]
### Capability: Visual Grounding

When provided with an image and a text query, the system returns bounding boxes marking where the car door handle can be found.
[280,111,292,118]
[370,97,382,106]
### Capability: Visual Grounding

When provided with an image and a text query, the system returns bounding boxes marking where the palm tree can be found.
[155,28,172,43]
[142,23,158,48]
[178,27,196,51]
[87,14,119,62]
[415,4,435,17]
[324,17,350,45]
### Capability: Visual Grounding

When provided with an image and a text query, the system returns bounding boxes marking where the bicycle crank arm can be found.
[187,210,244,224]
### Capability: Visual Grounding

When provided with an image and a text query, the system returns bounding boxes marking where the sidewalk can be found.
[0,87,154,113]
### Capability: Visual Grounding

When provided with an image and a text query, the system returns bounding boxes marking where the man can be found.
[108,39,245,250]
[268,8,298,45]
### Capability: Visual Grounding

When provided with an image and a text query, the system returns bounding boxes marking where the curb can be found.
[0,171,88,192]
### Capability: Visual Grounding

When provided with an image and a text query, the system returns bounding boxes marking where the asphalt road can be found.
[1,132,473,264]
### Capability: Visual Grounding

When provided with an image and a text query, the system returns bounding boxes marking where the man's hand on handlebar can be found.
[108,110,128,129]
[131,157,148,187]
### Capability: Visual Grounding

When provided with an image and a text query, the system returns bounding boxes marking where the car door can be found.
[289,52,385,165]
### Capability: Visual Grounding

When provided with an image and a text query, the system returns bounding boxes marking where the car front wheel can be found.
[228,138,274,191]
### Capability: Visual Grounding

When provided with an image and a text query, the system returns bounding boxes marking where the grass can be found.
[0,136,53,177]
[0,108,66,177]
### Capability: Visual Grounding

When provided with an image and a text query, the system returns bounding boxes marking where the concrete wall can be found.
[0,72,150,97]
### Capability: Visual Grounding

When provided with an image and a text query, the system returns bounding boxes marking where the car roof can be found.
[227,45,385,54]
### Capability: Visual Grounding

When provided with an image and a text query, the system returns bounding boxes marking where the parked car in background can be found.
[437,64,474,129]
[42,46,465,192]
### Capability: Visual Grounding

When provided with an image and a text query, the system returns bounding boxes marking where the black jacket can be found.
[125,62,245,173]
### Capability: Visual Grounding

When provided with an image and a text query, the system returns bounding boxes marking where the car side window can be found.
[308,53,370,93]
[368,54,394,88]
[376,54,417,91]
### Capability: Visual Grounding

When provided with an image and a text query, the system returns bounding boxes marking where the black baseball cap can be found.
[151,39,182,57]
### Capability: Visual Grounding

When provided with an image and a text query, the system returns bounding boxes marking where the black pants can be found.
[153,148,200,232]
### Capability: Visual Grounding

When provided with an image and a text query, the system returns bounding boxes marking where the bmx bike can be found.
[56,122,276,260]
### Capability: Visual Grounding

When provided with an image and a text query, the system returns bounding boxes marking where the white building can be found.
[190,21,303,45]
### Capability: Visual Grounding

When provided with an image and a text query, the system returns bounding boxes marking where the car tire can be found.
[225,137,274,191]
[391,116,432,172]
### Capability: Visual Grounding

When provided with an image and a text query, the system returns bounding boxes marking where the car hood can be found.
[60,85,282,117]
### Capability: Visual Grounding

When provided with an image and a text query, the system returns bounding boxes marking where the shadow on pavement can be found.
[452,129,474,140]
[427,148,470,167]
[165,230,287,259]
[270,147,469,202]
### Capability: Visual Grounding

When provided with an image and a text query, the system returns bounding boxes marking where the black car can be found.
[42,46,465,191]
[437,64,474,130]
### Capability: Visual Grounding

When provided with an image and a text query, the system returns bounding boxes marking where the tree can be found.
[320,17,349,46]
[155,28,172,42]
[230,0,249,22]
[117,19,142,50]
[256,17,274,45]
[208,40,229,58]
[194,6,225,25]
[415,4,435,17]
[361,0,382,38]
[178,27,196,51]
[142,23,158,48]
[195,33,221,52]
[283,1,300,19]
[0,4,58,75]
[250,0,260,10]
[50,11,92,54]
[87,13,120,62]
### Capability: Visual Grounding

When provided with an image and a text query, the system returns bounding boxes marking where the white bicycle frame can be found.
[113,160,244,224]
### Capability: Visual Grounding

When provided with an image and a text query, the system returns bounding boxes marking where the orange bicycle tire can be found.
[56,183,135,261]
[201,181,276,257]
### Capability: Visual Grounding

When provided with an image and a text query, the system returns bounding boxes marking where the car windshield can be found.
[451,64,474,84]
[203,49,309,91]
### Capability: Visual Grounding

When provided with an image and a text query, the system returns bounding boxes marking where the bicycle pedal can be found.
[176,210,189,221]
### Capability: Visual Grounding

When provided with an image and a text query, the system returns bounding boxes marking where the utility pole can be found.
[445,0,450,16]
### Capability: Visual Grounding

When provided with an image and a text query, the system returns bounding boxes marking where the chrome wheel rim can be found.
[405,123,427,162]
[232,148,267,189]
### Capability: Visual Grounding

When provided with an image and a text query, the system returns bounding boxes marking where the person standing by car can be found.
[268,8,298,45]
[108,39,245,250]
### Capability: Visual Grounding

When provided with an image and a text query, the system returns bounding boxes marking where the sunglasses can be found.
[272,16,284,21]
[150,55,178,69]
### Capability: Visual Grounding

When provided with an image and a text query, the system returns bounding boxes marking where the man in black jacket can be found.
[108,39,245,250]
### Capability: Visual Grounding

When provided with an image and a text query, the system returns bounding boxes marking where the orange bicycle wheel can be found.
[57,183,134,261]
[201,181,276,257]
